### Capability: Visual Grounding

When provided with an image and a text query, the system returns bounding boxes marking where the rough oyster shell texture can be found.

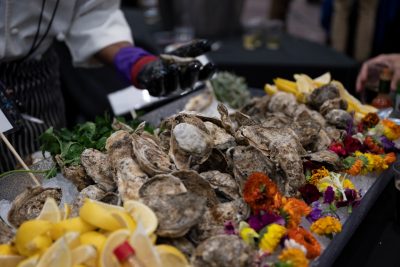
[139,174,187,197]
[200,171,240,201]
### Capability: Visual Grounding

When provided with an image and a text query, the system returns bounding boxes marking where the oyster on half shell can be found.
[8,187,62,228]
[200,171,241,201]
[141,192,206,238]
[139,174,187,198]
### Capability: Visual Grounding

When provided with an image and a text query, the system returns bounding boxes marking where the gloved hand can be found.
[114,40,216,96]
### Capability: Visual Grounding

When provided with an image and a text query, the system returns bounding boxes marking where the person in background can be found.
[269,0,292,29]
[0,0,213,172]
[356,54,400,92]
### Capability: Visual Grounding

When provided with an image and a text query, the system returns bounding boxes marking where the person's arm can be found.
[356,54,400,92]
[94,41,132,65]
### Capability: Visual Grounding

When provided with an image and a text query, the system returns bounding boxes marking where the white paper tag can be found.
[0,109,13,133]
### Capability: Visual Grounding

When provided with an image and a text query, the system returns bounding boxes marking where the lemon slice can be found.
[130,223,161,267]
[80,200,122,231]
[85,198,124,212]
[15,220,53,256]
[80,231,106,252]
[0,255,25,267]
[62,203,72,220]
[99,229,130,267]
[36,197,61,223]
[71,244,97,266]
[36,233,72,267]
[25,235,52,256]
[156,245,189,267]
[50,217,96,240]
[17,255,39,267]
[124,200,158,235]
[111,211,137,232]
[314,72,331,85]
[0,244,17,255]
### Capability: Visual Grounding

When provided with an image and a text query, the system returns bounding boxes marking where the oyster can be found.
[235,126,306,196]
[240,95,270,119]
[132,133,175,176]
[325,109,352,129]
[0,219,15,244]
[325,126,345,141]
[204,121,236,150]
[8,187,62,227]
[71,185,106,216]
[200,171,240,201]
[268,92,299,117]
[157,237,195,259]
[56,156,92,191]
[217,103,235,134]
[234,112,257,127]
[157,129,171,152]
[312,128,333,151]
[261,113,292,128]
[292,110,321,147]
[169,114,213,169]
[106,131,147,201]
[172,170,219,208]
[191,235,254,267]
[81,148,115,192]
[139,174,187,198]
[303,150,341,169]
[307,83,340,109]
[198,149,230,174]
[141,193,206,238]
[189,199,250,243]
[319,98,348,116]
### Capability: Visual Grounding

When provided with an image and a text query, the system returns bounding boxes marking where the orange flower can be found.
[346,159,363,176]
[384,152,396,165]
[288,227,321,259]
[309,167,330,185]
[382,119,400,140]
[243,172,282,212]
[361,113,380,128]
[281,197,311,229]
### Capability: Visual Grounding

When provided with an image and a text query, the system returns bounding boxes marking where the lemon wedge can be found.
[71,244,97,266]
[36,234,72,267]
[62,203,72,220]
[130,222,161,267]
[156,244,190,267]
[16,255,39,267]
[50,217,96,240]
[80,200,122,231]
[0,255,25,267]
[36,197,61,223]
[314,72,331,85]
[80,231,106,252]
[99,229,130,267]
[15,220,53,256]
[0,244,17,255]
[124,200,158,235]
[111,211,137,232]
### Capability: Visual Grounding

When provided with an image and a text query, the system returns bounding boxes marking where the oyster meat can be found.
[8,187,62,227]
[141,193,206,238]
[106,131,148,201]
[191,235,254,267]
[200,171,240,201]
[81,148,115,192]
[139,174,187,198]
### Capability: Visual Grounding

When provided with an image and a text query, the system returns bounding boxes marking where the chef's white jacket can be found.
[0,0,133,66]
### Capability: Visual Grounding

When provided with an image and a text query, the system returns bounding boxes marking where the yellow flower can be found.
[309,167,330,186]
[382,119,400,140]
[310,216,342,237]
[364,153,375,173]
[259,223,287,253]
[239,227,259,246]
[278,248,309,267]
[373,154,388,171]
[343,179,355,189]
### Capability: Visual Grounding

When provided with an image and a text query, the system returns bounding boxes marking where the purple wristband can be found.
[113,46,154,83]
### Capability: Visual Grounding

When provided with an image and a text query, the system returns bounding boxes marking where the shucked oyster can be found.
[141,192,206,238]
[132,133,175,176]
[139,174,187,198]
[106,130,148,201]
[81,148,115,192]
[191,235,254,267]
[200,171,241,201]
[8,187,62,227]
[169,114,214,169]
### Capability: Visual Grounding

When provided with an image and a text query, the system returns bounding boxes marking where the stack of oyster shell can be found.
[5,84,350,266]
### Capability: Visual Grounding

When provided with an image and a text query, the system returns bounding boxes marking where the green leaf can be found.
[39,127,62,155]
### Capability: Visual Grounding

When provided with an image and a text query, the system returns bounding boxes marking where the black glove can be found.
[135,40,216,96]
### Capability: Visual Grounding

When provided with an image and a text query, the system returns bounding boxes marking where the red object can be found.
[130,55,158,88]
[371,94,393,109]
[113,241,135,262]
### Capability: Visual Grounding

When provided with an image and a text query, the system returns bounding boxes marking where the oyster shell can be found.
[0,219,15,244]
[8,187,62,227]
[268,92,299,117]
[261,112,292,128]
[240,95,270,119]
[217,103,235,134]
[81,148,115,192]
[157,237,195,259]
[106,131,148,201]
[191,235,254,267]
[56,156,92,191]
[319,98,348,116]
[139,174,187,198]
[292,110,321,147]
[132,133,175,176]
[71,185,106,216]
[200,171,240,201]
[198,149,231,174]
[325,109,352,129]
[172,170,219,208]
[234,112,257,127]
[189,199,250,243]
[312,128,333,151]
[169,114,214,169]
[307,83,340,109]
[141,192,206,238]
[303,150,341,169]
[204,121,236,150]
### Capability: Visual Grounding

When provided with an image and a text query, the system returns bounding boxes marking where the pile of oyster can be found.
[5,83,349,266]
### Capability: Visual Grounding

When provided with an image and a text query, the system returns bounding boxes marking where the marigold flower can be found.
[384,152,396,164]
[259,223,287,253]
[310,216,342,237]
[309,167,330,186]
[278,248,309,267]
[364,136,385,154]
[343,179,355,189]
[345,159,363,176]
[361,113,380,128]
[382,119,400,140]
[287,227,321,259]
[282,197,311,229]
[243,172,282,212]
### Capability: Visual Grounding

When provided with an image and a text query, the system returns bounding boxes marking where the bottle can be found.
[395,84,400,115]
[113,241,145,267]
[371,67,393,109]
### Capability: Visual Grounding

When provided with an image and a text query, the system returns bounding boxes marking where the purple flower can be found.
[306,201,323,223]
[336,189,361,208]
[299,184,321,204]
[380,136,395,151]
[224,221,236,235]
[323,186,335,204]
[248,211,285,231]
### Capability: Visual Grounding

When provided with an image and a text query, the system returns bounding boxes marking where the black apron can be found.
[0,48,66,172]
